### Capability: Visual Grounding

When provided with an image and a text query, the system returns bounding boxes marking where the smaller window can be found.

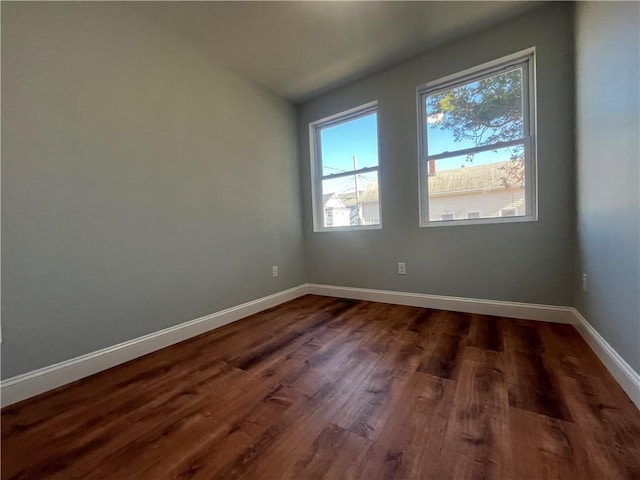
[440,212,455,221]
[500,207,517,217]
[310,102,381,231]
[467,211,481,219]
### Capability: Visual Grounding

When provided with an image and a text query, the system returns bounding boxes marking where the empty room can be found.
[1,1,639,479]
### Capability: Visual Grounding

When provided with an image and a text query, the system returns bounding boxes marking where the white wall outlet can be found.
[398,262,406,275]
[272,266,279,278]
[582,273,588,293]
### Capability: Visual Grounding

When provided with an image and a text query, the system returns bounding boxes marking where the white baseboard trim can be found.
[308,284,638,408]
[0,285,309,407]
[3,283,637,411]
[307,284,576,324]
[571,308,640,408]
[307,284,638,408]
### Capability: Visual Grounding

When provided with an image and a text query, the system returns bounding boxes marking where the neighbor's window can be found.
[310,101,381,231]
[418,49,537,226]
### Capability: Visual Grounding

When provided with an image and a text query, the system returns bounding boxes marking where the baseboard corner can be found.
[571,308,640,409]
[1,284,309,407]
[306,283,576,324]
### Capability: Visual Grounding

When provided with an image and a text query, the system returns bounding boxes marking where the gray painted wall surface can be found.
[298,4,575,307]
[1,3,304,379]
[7,2,637,384]
[575,2,640,373]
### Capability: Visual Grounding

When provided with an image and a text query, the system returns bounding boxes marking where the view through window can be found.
[418,51,536,226]
[311,103,380,230]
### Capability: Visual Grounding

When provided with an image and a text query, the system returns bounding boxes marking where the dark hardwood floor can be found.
[2,295,639,479]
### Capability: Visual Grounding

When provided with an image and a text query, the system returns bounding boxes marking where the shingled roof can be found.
[428,160,524,195]
[338,181,379,207]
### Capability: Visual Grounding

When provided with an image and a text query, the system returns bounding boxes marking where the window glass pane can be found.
[320,113,378,176]
[322,170,380,228]
[426,67,524,156]
[426,146,525,222]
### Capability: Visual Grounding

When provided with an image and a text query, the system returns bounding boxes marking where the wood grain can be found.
[2,295,639,480]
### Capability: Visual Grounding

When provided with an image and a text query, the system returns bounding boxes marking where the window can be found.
[418,49,537,227]
[310,102,381,231]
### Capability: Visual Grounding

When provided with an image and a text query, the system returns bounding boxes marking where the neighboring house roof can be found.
[428,160,524,195]
[338,182,379,207]
[338,191,358,207]
[324,162,521,205]
[323,192,346,209]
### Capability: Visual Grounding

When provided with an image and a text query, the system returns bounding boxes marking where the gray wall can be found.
[575,2,640,373]
[5,1,637,382]
[1,3,305,379]
[298,3,575,307]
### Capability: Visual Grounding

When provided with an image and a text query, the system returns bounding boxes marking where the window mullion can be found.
[425,138,526,162]
[321,166,378,181]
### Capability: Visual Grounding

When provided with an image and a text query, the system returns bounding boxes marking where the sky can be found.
[320,67,524,195]
[320,113,379,177]
[320,109,521,196]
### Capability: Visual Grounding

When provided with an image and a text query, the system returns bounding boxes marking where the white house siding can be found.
[429,188,525,221]
[325,207,351,227]
[362,202,380,224]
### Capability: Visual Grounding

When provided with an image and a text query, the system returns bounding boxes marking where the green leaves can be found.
[427,68,524,149]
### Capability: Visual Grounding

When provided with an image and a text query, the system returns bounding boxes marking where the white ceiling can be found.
[130,1,539,103]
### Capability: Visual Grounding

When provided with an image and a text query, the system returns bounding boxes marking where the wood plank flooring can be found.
[2,295,639,479]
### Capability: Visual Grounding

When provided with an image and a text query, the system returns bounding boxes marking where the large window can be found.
[418,49,537,227]
[310,102,381,231]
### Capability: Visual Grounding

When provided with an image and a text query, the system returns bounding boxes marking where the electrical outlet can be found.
[398,262,406,275]
[582,273,588,293]
[272,266,279,278]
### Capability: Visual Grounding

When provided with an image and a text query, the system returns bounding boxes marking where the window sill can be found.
[420,215,537,228]
[313,224,382,233]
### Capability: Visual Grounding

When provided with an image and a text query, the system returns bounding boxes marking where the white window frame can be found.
[309,101,382,232]
[417,48,538,228]
[500,207,518,217]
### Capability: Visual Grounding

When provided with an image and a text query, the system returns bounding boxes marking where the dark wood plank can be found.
[552,355,640,479]
[0,294,331,443]
[333,368,411,441]
[407,308,439,334]
[141,384,305,480]
[359,372,457,480]
[507,350,572,421]
[416,332,466,379]
[510,406,593,480]
[430,348,510,480]
[415,310,471,380]
[508,322,546,354]
[288,423,372,479]
[504,321,572,421]
[3,295,640,480]
[228,299,359,371]
[467,313,504,352]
